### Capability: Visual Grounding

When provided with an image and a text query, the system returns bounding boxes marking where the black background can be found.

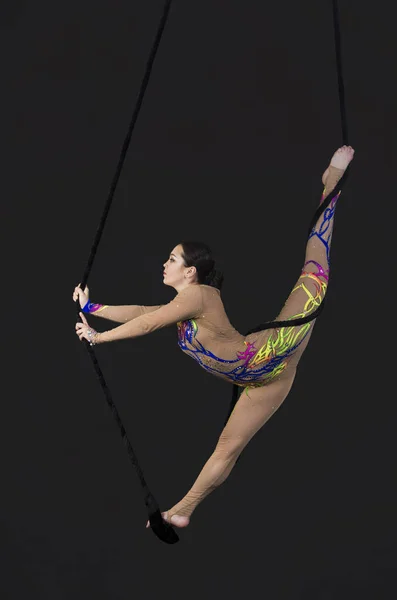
[2,1,396,598]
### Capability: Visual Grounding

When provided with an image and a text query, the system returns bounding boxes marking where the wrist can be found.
[94,331,106,344]
[82,301,109,314]
[87,329,104,346]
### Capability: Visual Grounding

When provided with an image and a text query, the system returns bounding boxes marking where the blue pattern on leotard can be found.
[177,318,307,387]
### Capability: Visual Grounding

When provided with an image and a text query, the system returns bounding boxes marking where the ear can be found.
[185,266,197,279]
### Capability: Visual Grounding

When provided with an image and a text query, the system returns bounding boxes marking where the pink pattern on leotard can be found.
[236,342,257,365]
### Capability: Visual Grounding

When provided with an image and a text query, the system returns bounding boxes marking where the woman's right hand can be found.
[73,284,89,309]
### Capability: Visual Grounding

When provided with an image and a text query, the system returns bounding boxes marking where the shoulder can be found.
[173,285,203,306]
[176,285,203,298]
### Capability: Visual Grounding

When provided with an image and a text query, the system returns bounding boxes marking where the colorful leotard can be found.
[174,189,339,388]
[119,187,339,390]
[176,270,324,388]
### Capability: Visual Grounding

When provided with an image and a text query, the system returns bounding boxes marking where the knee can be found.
[214,433,246,460]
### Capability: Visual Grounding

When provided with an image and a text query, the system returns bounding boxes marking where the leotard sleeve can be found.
[98,286,203,343]
[138,285,203,332]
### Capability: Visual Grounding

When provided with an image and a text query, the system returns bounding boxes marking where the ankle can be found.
[323,165,344,200]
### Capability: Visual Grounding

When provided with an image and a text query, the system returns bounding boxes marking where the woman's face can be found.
[163,244,196,289]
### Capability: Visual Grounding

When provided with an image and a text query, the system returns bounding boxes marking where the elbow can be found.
[140,321,151,334]
[138,318,155,335]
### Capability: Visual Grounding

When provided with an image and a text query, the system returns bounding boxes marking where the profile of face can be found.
[163,244,197,290]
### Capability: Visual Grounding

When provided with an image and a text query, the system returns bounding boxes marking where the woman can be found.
[74,145,355,528]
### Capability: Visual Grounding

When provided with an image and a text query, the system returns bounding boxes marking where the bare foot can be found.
[165,513,190,528]
[146,511,190,529]
[322,145,355,186]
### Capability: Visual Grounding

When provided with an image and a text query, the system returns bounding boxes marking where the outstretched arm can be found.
[161,372,296,527]
[75,285,203,344]
[84,304,163,324]
[73,284,162,323]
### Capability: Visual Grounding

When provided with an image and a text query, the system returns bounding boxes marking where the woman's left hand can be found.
[75,312,99,345]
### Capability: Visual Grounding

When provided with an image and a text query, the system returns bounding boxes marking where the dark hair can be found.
[180,241,224,290]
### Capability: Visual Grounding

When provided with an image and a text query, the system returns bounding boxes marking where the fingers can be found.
[73,285,81,302]
[75,328,85,341]
[75,322,84,339]
[75,320,87,341]
[76,317,87,328]
[75,326,88,342]
[72,283,89,301]
[75,317,96,345]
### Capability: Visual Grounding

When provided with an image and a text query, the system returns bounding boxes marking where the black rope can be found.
[224,0,350,428]
[80,0,173,292]
[75,0,179,545]
[75,0,350,541]
[332,0,348,145]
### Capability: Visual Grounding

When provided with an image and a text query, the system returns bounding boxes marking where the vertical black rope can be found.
[80,0,173,290]
[331,0,349,145]
[224,0,350,428]
[76,0,179,545]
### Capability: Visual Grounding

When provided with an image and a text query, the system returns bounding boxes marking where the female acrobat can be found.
[74,145,355,528]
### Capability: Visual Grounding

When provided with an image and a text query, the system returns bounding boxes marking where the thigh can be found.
[217,373,296,455]
[276,271,326,323]
[242,273,325,383]
[269,271,324,370]
[244,318,315,383]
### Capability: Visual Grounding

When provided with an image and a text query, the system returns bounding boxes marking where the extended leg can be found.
[271,145,355,367]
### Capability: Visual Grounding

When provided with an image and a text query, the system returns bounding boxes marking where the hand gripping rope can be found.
[74,0,350,545]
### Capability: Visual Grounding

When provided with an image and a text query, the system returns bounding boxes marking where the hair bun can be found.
[180,241,224,290]
[204,267,224,290]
